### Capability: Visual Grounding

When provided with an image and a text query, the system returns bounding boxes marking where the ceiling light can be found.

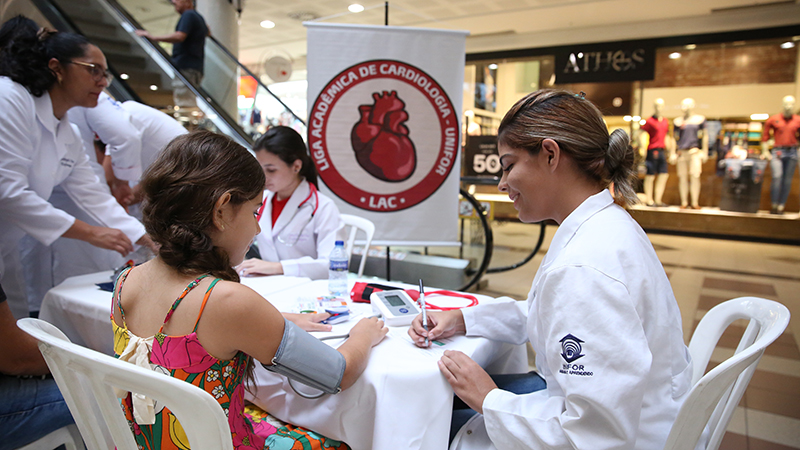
[488,63,498,70]
[669,52,681,59]
[260,20,275,29]
[632,116,641,122]
[623,115,632,122]
[639,119,647,126]
[149,85,158,91]
[684,44,696,50]
[780,41,795,49]
[348,4,364,13]
[120,73,129,80]
[750,113,769,121]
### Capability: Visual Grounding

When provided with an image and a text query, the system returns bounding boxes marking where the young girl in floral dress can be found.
[111,131,386,449]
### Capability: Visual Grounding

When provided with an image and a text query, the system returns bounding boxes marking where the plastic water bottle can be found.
[328,240,349,297]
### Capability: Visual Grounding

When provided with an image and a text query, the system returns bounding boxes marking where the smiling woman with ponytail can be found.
[408,89,693,450]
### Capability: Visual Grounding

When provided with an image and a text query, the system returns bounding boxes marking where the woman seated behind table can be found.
[410,89,694,450]
[111,131,387,450]
[236,126,343,280]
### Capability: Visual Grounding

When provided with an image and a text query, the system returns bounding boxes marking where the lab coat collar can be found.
[540,189,613,269]
[271,179,311,238]
[33,92,58,134]
[33,91,78,146]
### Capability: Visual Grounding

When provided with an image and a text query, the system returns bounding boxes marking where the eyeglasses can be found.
[69,61,113,85]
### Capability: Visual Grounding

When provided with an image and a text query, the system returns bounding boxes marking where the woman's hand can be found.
[136,234,158,254]
[348,317,388,347]
[236,258,284,277]
[438,350,497,414]
[283,312,332,332]
[64,220,134,256]
[408,309,465,348]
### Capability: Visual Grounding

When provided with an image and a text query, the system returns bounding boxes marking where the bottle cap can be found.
[335,240,344,246]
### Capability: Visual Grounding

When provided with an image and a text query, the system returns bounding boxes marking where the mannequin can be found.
[640,98,674,206]
[761,95,800,214]
[672,98,708,209]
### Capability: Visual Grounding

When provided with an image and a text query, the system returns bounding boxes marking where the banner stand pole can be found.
[384,2,389,25]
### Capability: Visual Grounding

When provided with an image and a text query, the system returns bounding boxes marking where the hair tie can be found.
[574,91,586,100]
[36,27,54,41]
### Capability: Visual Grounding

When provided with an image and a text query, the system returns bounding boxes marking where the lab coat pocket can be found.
[671,347,693,399]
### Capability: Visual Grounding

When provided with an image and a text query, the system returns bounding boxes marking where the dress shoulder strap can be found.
[192,278,222,333]
[111,265,135,328]
[158,274,210,334]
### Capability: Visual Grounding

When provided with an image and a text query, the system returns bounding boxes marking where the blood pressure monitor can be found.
[370,290,420,326]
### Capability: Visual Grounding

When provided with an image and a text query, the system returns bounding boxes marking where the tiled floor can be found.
[475,221,800,450]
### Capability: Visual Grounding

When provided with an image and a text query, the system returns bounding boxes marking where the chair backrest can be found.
[339,213,375,277]
[663,297,790,450]
[17,318,234,450]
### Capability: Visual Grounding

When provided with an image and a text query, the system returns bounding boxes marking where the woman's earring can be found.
[57,74,63,84]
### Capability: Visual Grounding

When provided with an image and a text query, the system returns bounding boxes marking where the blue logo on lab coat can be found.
[560,334,584,363]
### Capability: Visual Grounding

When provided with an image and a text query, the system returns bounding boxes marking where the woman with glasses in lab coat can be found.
[236,126,343,280]
[0,17,151,320]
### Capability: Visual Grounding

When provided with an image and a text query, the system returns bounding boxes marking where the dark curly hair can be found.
[253,125,318,187]
[140,131,266,281]
[0,15,92,97]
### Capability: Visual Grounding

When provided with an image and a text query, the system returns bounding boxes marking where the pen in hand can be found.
[419,279,428,347]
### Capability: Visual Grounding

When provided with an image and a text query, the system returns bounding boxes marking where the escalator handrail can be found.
[99,0,252,146]
[206,35,306,126]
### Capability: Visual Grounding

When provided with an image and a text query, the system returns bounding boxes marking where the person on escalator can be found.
[135,0,209,108]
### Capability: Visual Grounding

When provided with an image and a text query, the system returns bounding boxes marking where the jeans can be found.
[770,147,798,206]
[0,374,74,450]
[450,371,547,443]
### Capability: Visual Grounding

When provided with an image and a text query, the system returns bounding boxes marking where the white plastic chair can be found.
[17,318,234,450]
[663,296,790,450]
[339,213,375,277]
[17,424,83,450]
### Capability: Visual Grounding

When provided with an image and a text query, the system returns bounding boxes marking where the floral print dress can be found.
[111,266,349,450]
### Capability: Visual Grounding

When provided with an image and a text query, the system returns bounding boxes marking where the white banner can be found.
[305,23,466,245]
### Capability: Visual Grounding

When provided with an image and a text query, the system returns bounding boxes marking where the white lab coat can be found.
[255,180,343,280]
[120,100,187,172]
[0,77,145,319]
[69,92,143,181]
[453,190,694,450]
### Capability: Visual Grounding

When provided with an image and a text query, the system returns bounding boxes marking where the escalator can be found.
[11,0,305,147]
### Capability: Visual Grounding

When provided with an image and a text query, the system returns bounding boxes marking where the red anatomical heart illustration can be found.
[351,91,416,182]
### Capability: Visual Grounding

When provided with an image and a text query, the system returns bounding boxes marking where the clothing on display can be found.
[763,114,800,148]
[674,115,706,150]
[641,116,669,150]
[645,148,669,175]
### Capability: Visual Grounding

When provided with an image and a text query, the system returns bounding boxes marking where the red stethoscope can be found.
[256,183,319,223]
[404,289,479,311]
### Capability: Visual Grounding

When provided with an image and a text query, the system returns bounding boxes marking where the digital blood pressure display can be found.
[370,290,420,326]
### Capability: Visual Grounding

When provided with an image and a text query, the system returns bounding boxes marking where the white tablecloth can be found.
[39,272,527,450]
[38,271,312,355]
[245,279,528,450]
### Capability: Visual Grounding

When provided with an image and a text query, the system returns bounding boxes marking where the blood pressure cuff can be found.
[350,282,404,303]
[262,319,345,394]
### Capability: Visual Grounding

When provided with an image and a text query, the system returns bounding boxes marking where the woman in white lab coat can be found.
[0,18,150,319]
[409,90,694,450]
[236,126,342,280]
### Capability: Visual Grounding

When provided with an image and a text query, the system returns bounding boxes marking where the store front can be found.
[462,25,800,243]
